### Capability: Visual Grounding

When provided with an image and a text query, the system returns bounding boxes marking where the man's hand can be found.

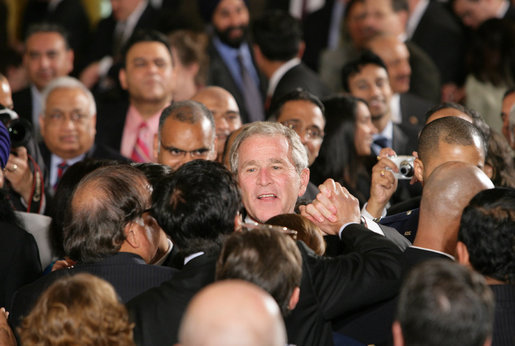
[0,307,16,346]
[366,148,399,219]
[4,147,34,204]
[300,179,360,236]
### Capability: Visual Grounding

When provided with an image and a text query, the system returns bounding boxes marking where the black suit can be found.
[12,87,34,127]
[406,41,441,103]
[128,254,218,346]
[399,92,433,129]
[410,1,466,85]
[285,224,402,346]
[9,252,176,330]
[206,39,267,124]
[270,62,331,110]
[94,97,130,153]
[0,221,41,309]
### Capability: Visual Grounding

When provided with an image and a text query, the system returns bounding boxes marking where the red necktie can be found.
[54,161,68,191]
[131,122,152,162]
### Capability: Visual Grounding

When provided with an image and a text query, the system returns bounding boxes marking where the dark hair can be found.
[158,100,215,140]
[396,260,495,346]
[466,18,515,86]
[309,95,373,203]
[216,226,302,316]
[251,10,302,61]
[131,162,172,190]
[503,86,515,100]
[341,51,388,92]
[485,131,515,187]
[151,160,242,256]
[459,188,515,284]
[121,29,174,68]
[25,23,71,49]
[49,159,119,258]
[63,165,150,262]
[265,213,326,255]
[268,88,325,121]
[418,116,486,164]
[424,102,491,140]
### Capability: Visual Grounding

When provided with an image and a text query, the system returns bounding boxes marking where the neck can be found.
[413,224,457,257]
[373,113,390,133]
[131,99,171,120]
[486,276,506,285]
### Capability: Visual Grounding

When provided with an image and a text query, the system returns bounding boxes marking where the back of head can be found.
[418,116,486,165]
[19,273,134,346]
[459,188,515,284]
[152,160,241,256]
[179,280,287,346]
[395,260,494,346]
[266,213,326,255]
[216,226,302,316]
[341,50,388,92]
[417,161,494,252]
[251,10,302,61]
[63,165,149,262]
[168,29,208,86]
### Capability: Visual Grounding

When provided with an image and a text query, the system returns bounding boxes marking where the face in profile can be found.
[277,100,325,167]
[40,87,96,159]
[236,134,309,223]
[354,101,378,156]
[155,116,216,171]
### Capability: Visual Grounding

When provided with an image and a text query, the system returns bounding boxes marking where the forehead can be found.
[351,64,388,82]
[366,0,393,13]
[238,134,293,164]
[161,117,214,147]
[277,100,325,126]
[215,0,247,13]
[126,41,171,61]
[194,92,237,112]
[26,32,66,51]
[46,87,89,107]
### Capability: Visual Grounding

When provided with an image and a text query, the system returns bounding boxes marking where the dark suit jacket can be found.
[285,224,402,346]
[9,252,176,330]
[490,284,515,346]
[0,221,41,309]
[406,41,441,103]
[270,62,331,110]
[399,92,433,129]
[128,254,218,346]
[12,87,33,126]
[381,208,420,244]
[94,96,130,153]
[411,1,466,85]
[206,39,267,124]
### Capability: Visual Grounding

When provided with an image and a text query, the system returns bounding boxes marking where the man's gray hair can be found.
[41,76,96,117]
[229,121,308,175]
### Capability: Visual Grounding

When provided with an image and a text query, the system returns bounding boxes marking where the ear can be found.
[297,41,306,59]
[233,212,243,232]
[456,241,470,266]
[153,133,159,162]
[208,137,218,161]
[298,168,310,197]
[288,286,300,311]
[91,114,97,136]
[66,49,75,74]
[123,222,139,248]
[392,321,405,346]
[414,157,424,184]
[483,163,494,179]
[119,68,128,90]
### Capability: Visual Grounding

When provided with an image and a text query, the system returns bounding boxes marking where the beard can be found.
[215,24,248,48]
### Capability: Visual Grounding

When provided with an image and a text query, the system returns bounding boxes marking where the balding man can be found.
[191,86,242,162]
[179,280,287,346]
[367,34,431,128]
[153,100,217,171]
[10,165,176,330]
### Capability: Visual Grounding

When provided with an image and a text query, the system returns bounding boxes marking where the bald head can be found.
[367,34,411,94]
[416,161,494,255]
[191,86,242,161]
[0,74,13,110]
[179,280,287,346]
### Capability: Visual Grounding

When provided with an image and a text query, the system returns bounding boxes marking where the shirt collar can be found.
[267,57,301,96]
[406,0,429,39]
[184,251,205,265]
[497,0,510,18]
[409,245,455,261]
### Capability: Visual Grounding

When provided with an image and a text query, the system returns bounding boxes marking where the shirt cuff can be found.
[361,202,387,222]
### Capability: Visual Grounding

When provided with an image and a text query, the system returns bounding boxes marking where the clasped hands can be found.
[300,179,361,236]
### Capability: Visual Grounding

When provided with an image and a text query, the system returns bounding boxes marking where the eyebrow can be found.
[161,144,210,152]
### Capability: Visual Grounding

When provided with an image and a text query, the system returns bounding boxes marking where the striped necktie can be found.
[131,122,152,162]
[54,161,68,191]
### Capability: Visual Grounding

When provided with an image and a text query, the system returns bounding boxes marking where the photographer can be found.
[0,74,46,214]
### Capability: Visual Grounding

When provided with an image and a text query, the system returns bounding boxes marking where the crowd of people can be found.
[0,0,514,345]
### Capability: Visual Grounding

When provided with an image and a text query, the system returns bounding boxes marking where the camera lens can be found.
[8,118,32,147]
[399,160,414,178]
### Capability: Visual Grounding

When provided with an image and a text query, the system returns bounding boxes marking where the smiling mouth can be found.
[257,193,277,199]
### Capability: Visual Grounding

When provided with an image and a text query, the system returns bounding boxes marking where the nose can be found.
[256,167,271,186]
[369,123,378,135]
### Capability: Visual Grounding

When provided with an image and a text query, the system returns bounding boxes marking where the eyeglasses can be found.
[45,111,90,125]
[280,120,324,140]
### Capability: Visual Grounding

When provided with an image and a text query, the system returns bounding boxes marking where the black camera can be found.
[0,105,32,148]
